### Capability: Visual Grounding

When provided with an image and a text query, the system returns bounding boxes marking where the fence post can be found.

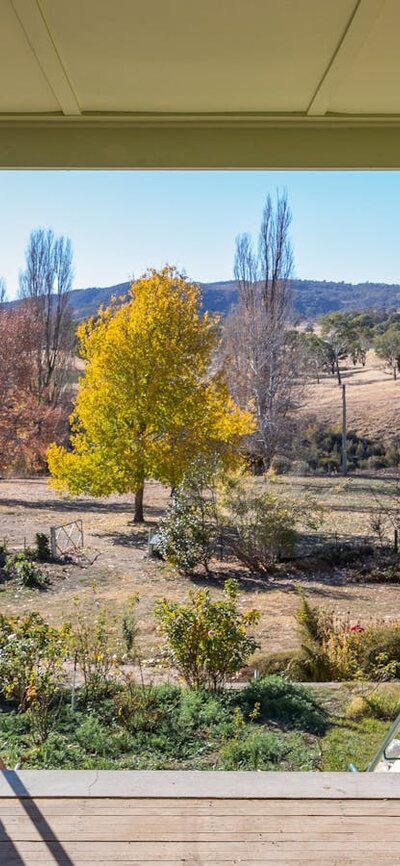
[50,526,57,560]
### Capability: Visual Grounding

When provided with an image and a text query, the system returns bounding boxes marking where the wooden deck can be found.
[1,771,400,864]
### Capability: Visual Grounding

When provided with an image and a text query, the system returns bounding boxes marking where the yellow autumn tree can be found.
[47,267,254,521]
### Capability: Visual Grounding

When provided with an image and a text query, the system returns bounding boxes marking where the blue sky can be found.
[1,171,400,298]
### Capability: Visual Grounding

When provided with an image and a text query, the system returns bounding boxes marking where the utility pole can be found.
[342,383,347,476]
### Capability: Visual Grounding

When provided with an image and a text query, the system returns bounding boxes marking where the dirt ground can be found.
[2,477,400,668]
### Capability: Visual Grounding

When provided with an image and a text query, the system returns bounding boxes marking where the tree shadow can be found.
[0,496,165,518]
[93,529,149,549]
[187,568,351,599]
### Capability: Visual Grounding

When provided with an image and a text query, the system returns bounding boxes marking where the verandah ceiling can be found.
[1,0,400,168]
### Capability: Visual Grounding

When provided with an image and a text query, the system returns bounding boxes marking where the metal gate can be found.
[50,519,84,560]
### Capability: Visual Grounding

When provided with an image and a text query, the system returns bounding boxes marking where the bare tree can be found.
[0,277,6,304]
[19,228,74,405]
[225,192,298,468]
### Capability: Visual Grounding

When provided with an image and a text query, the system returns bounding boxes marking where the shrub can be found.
[365,455,388,470]
[0,542,7,569]
[3,552,48,588]
[114,677,169,734]
[270,455,292,475]
[345,696,368,720]
[220,476,322,573]
[290,460,310,476]
[346,689,400,722]
[237,676,328,735]
[121,595,139,658]
[0,612,67,728]
[297,421,389,474]
[219,728,318,770]
[155,579,260,690]
[67,592,120,699]
[177,688,229,731]
[356,625,400,679]
[296,592,400,682]
[156,462,219,572]
[35,532,51,562]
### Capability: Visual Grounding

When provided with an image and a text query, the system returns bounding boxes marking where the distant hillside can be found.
[5,278,400,320]
[293,279,400,318]
[67,278,400,321]
[66,280,239,320]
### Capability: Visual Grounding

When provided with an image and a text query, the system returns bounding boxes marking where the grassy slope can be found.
[302,349,400,440]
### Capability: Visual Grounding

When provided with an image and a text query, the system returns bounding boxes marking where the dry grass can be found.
[2,475,400,670]
[262,473,398,541]
[302,349,400,439]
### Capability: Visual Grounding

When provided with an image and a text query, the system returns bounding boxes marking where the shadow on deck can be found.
[1,770,400,864]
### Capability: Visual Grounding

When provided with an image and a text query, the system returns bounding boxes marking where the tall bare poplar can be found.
[19,228,74,405]
[227,192,297,468]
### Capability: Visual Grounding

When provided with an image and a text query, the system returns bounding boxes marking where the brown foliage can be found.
[0,302,70,473]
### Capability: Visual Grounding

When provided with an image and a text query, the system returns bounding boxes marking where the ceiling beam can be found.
[2,121,400,169]
[10,0,81,116]
[307,0,386,117]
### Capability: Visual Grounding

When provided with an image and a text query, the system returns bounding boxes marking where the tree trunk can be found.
[336,359,342,386]
[134,485,144,522]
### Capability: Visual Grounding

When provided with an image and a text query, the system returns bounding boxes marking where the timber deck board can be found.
[1,772,400,864]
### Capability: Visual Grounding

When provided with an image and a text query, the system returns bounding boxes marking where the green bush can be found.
[35,532,51,562]
[0,612,67,733]
[156,464,219,572]
[270,455,292,475]
[357,625,400,679]
[222,485,295,572]
[237,676,328,735]
[3,552,48,588]
[155,579,260,690]
[219,728,319,770]
[114,677,170,734]
[0,542,7,569]
[177,688,229,732]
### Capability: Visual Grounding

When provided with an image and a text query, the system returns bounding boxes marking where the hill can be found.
[66,278,400,320]
[3,278,400,321]
[66,280,239,320]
